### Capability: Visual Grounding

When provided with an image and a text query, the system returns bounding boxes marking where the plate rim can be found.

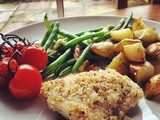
[6,15,160,34]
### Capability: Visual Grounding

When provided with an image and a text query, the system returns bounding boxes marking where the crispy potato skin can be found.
[91,41,116,58]
[144,74,160,99]
[129,61,154,86]
[146,42,160,60]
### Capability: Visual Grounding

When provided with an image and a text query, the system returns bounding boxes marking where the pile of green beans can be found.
[41,13,133,79]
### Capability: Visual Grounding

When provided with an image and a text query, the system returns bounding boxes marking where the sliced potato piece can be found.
[129,61,154,86]
[91,41,116,58]
[114,38,142,52]
[144,74,160,99]
[134,28,160,46]
[123,43,146,63]
[132,16,148,31]
[110,28,133,42]
[107,52,130,75]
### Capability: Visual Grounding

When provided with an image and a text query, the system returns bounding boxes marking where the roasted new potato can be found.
[110,28,133,42]
[144,74,160,99]
[107,52,130,75]
[91,41,116,58]
[134,28,160,46]
[129,61,154,86]
[123,43,146,63]
[146,42,160,60]
[114,38,142,52]
[132,16,148,31]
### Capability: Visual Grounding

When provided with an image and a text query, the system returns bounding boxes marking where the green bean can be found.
[121,12,133,29]
[41,23,54,47]
[79,40,90,48]
[93,31,110,42]
[72,44,91,73]
[41,30,51,47]
[58,30,77,39]
[94,19,125,42]
[63,31,104,50]
[43,21,59,50]
[48,50,59,57]
[95,18,126,42]
[75,27,103,36]
[58,30,101,48]
[53,58,76,78]
[44,13,52,31]
[112,18,126,31]
[42,48,72,78]
[103,32,111,40]
[59,66,72,77]
[106,24,115,31]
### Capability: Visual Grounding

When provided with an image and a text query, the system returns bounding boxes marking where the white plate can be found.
[0,16,160,120]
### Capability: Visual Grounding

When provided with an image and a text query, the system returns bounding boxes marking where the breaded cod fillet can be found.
[41,68,143,120]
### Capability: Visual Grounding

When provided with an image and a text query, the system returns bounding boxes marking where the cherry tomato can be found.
[0,46,14,57]
[18,45,48,70]
[0,57,18,87]
[14,41,26,51]
[9,64,42,100]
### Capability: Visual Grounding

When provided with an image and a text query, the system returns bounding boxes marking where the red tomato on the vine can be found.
[9,64,42,100]
[14,41,26,51]
[1,46,14,57]
[18,45,48,70]
[0,57,18,87]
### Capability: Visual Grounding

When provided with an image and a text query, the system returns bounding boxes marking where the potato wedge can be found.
[110,28,133,42]
[144,74,160,99]
[114,38,142,52]
[123,43,146,63]
[91,41,116,58]
[129,61,154,86]
[107,52,130,75]
[132,16,148,31]
[134,28,160,46]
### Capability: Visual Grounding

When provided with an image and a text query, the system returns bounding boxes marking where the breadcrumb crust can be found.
[42,68,143,120]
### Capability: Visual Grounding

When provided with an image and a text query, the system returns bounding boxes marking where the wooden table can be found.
[104,5,160,22]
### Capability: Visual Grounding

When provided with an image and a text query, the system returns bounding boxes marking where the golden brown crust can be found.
[42,68,143,120]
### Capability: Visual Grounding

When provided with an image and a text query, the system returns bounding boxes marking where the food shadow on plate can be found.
[0,88,40,109]
[126,104,142,119]
[150,95,160,104]
[0,89,57,119]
